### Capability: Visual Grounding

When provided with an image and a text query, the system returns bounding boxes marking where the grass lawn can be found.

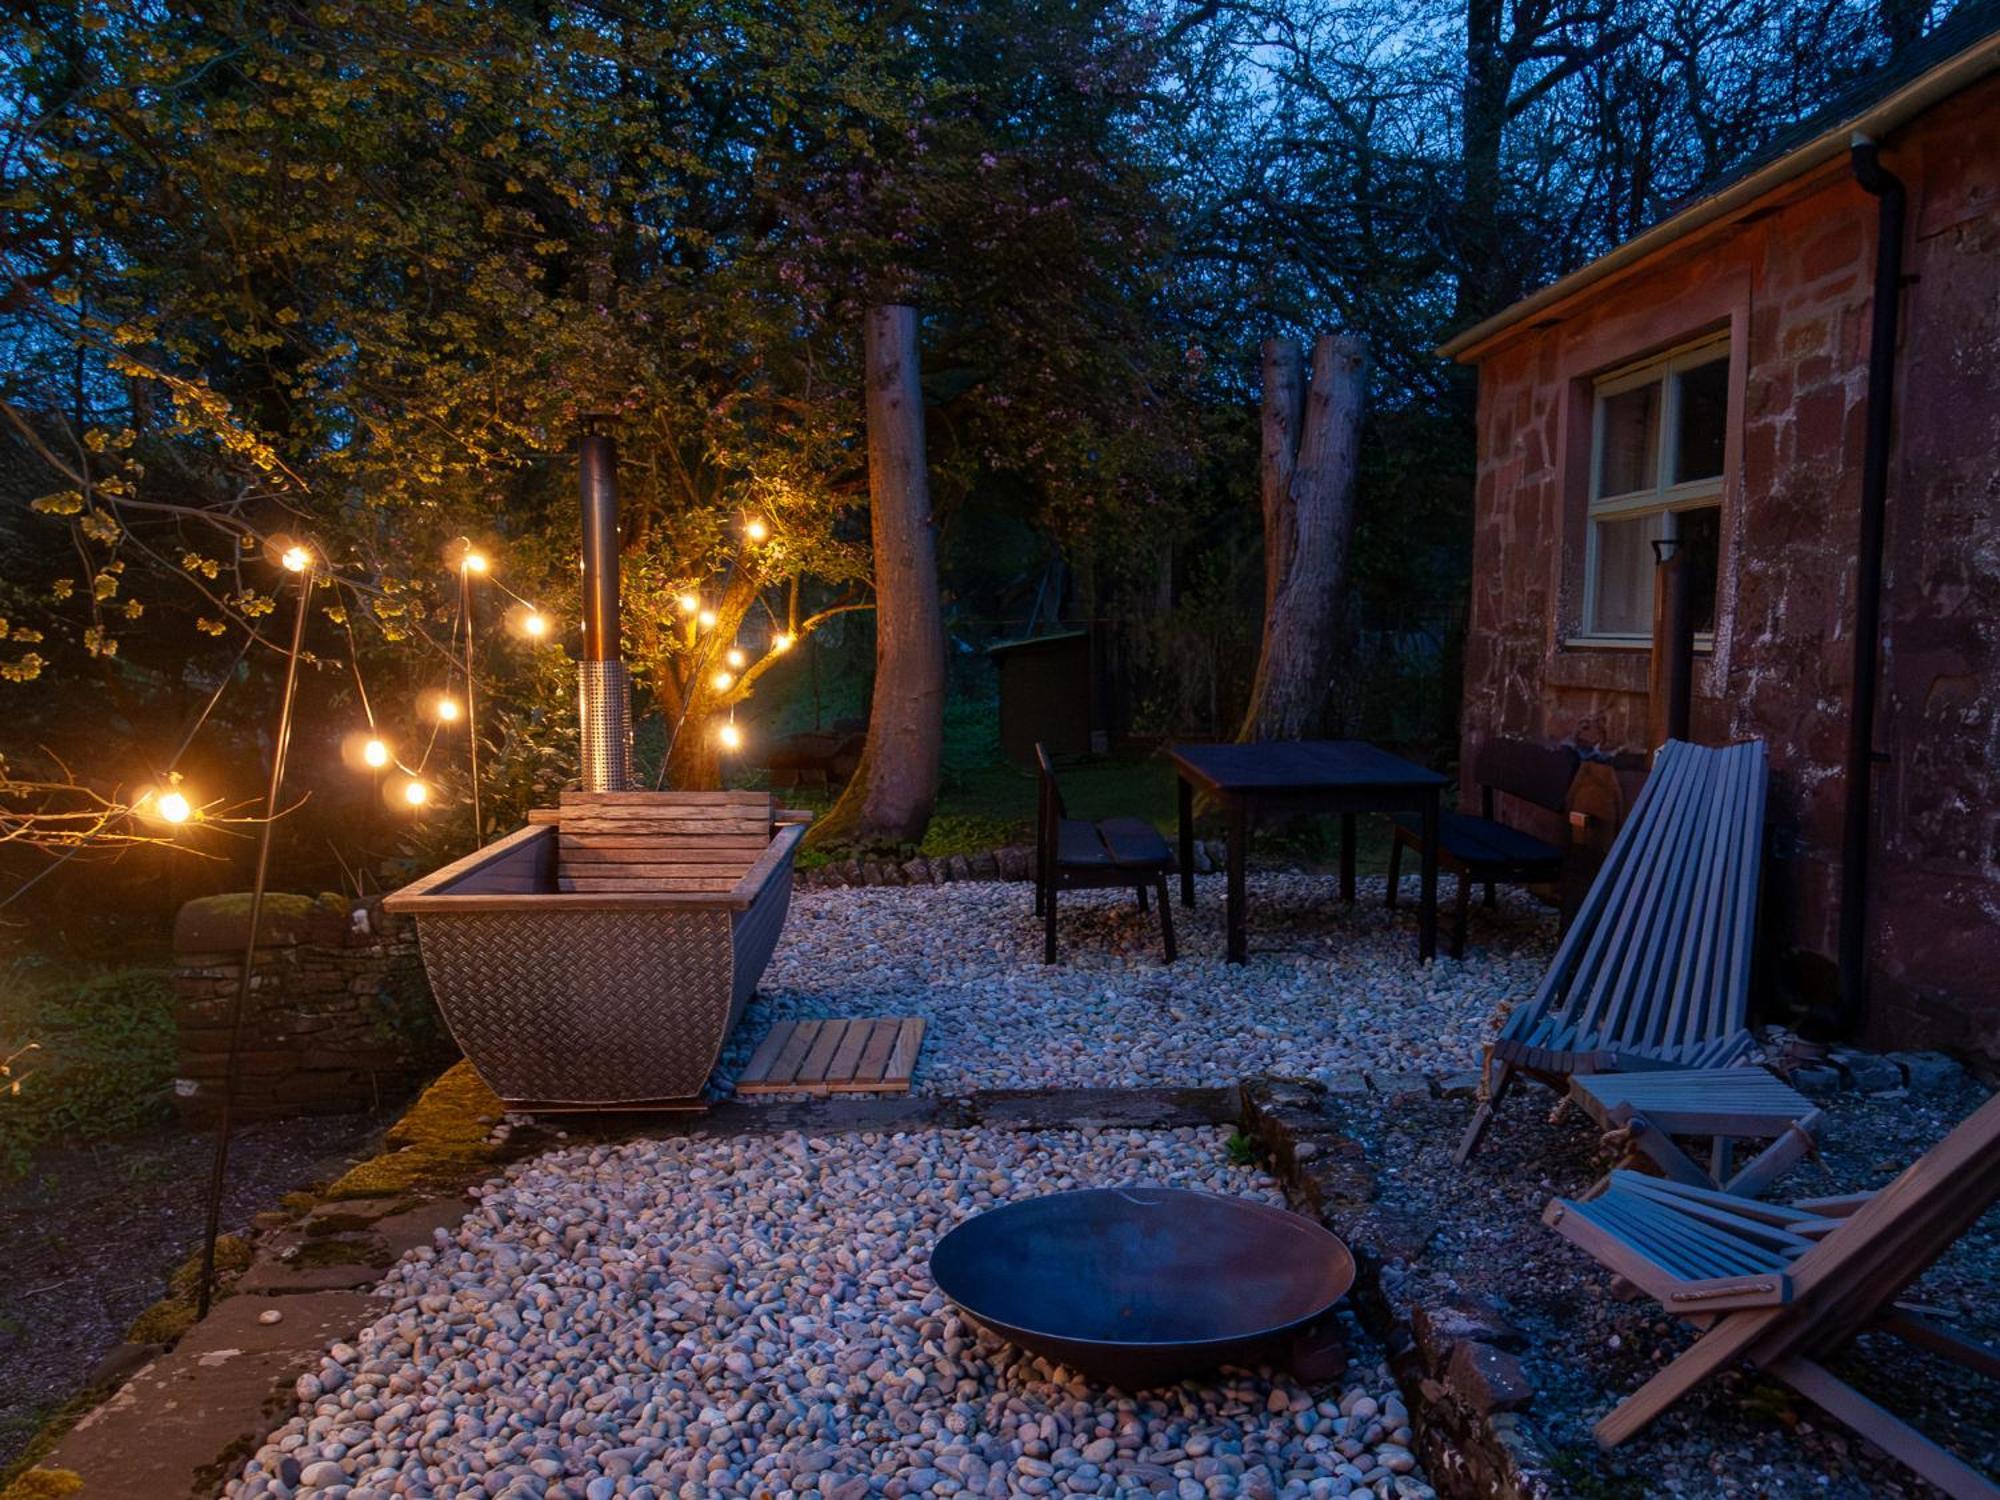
[778,693,1397,874]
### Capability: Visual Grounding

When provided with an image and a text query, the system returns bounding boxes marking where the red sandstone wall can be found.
[1460,77,2000,1057]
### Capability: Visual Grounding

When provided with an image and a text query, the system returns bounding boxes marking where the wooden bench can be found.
[1035,744,1176,965]
[1385,737,1575,958]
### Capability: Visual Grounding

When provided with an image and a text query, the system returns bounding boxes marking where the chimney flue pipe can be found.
[576,418,634,791]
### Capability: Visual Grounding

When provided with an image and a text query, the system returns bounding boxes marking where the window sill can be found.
[1564,634,1715,654]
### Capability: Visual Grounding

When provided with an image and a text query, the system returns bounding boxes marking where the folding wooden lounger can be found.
[1457,738,1769,1164]
[1544,1091,2000,1500]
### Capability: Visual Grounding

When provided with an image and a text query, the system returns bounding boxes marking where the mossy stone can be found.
[0,1468,85,1500]
[324,1061,503,1200]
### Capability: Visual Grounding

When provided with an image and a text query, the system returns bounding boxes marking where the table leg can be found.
[1177,775,1196,907]
[1339,813,1356,904]
[1419,787,1440,963]
[1226,801,1248,964]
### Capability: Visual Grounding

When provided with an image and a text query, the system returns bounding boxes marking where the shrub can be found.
[0,964,176,1177]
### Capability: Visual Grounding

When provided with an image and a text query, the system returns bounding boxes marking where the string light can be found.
[710,669,734,692]
[362,737,391,769]
[435,695,462,723]
[725,647,747,669]
[678,594,700,615]
[772,633,795,652]
[280,545,312,574]
[156,790,193,824]
[718,722,743,750]
[522,610,549,638]
[696,609,717,630]
[402,779,429,807]
[743,517,769,543]
[461,548,489,574]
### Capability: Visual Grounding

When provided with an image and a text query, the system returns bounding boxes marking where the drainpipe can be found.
[1828,134,1904,1039]
[577,417,634,792]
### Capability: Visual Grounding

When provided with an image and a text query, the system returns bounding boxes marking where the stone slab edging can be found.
[1240,1075,1561,1500]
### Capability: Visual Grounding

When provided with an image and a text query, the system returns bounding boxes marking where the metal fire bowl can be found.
[929,1186,1355,1389]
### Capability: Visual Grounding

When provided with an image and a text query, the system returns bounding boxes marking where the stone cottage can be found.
[1441,18,2000,1058]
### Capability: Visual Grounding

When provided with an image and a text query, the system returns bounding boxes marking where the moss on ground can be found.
[0,1467,84,1500]
[323,1060,503,1200]
[290,1235,391,1269]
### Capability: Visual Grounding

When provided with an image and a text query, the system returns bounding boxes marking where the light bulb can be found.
[696,609,717,630]
[744,518,769,543]
[402,779,429,807]
[280,545,312,574]
[461,549,489,574]
[718,722,743,750]
[436,695,461,723]
[710,670,734,692]
[362,737,390,769]
[156,791,193,824]
[522,610,548,638]
[772,633,795,652]
[678,594,700,615]
[725,647,746,669]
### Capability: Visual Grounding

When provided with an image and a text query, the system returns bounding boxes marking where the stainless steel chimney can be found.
[577,420,633,791]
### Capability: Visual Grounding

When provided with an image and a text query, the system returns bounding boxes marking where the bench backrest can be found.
[1474,738,1580,818]
[1510,738,1767,1063]
[555,790,775,895]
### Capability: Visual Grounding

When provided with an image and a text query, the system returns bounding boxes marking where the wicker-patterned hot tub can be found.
[384,791,804,1111]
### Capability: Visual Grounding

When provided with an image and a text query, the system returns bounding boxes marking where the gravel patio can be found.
[206,870,1997,1500]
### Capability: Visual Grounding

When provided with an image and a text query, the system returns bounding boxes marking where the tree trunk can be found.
[1237,333,1366,743]
[808,305,944,848]
[1258,339,1304,627]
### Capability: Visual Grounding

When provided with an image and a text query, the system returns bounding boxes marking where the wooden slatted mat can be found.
[735,1018,925,1095]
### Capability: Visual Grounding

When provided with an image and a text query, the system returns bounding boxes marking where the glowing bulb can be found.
[362,737,390,769]
[744,517,769,543]
[696,609,717,630]
[156,791,192,824]
[710,670,734,692]
[280,545,312,574]
[461,549,489,574]
[725,647,747,669]
[718,723,743,750]
[522,610,548,638]
[402,779,429,807]
[772,633,795,652]
[678,594,700,615]
[435,695,461,723]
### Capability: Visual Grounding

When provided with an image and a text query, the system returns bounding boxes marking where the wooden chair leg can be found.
[1044,884,1059,965]
[1155,874,1176,963]
[1768,1355,2000,1500]
[1034,877,1044,917]
[1385,836,1403,909]
[1454,1057,1515,1165]
[1136,882,1149,912]
[1452,870,1472,959]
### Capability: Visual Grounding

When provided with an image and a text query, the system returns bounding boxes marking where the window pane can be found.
[1671,503,1721,633]
[1598,381,1661,496]
[1674,356,1729,483]
[1590,511,1669,636]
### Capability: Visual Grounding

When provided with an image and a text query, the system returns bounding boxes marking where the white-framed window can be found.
[1579,334,1729,643]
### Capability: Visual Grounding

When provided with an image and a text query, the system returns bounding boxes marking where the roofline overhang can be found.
[1436,28,2000,364]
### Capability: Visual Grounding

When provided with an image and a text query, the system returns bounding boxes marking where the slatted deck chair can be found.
[1543,1091,2000,1500]
[1568,1066,1824,1198]
[1034,743,1176,965]
[1456,738,1769,1165]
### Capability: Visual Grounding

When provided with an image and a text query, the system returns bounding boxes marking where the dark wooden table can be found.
[1165,740,1448,964]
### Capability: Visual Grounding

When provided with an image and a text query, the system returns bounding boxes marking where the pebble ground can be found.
[230,1126,1429,1500]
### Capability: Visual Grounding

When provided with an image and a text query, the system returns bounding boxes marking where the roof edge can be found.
[1437,27,2000,363]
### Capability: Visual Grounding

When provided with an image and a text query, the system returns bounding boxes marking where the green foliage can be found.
[1225,1131,1258,1166]
[0,965,175,1178]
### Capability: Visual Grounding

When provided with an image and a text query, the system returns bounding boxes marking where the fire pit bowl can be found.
[929,1186,1354,1389]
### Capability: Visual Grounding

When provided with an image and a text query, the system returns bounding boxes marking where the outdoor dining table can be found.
[1166,740,1448,964]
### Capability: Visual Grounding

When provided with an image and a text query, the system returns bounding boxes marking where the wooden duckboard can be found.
[735,1018,925,1095]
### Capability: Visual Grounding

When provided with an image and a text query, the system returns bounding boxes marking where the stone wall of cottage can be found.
[1460,75,2000,1059]
[172,892,448,1123]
